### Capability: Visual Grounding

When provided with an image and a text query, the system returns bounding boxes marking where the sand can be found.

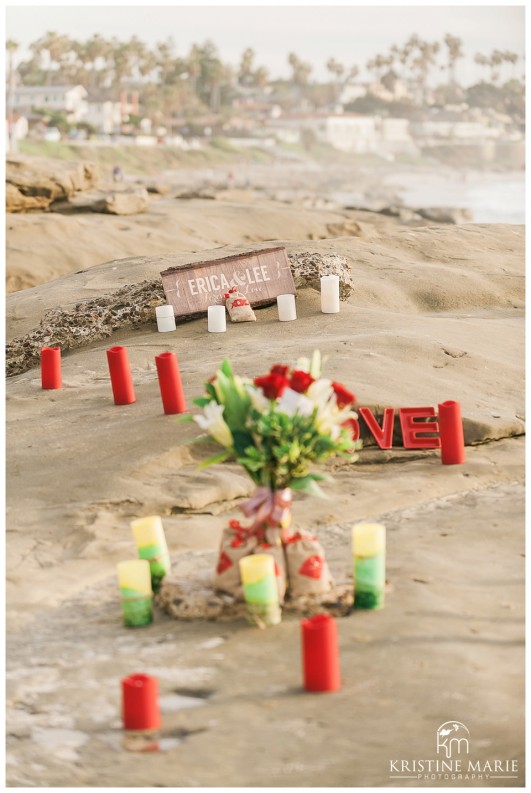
[5,186,525,786]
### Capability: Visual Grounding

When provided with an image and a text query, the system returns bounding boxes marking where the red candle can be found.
[121,673,160,731]
[301,614,341,693]
[106,346,136,405]
[438,400,466,465]
[155,352,187,415]
[41,346,62,390]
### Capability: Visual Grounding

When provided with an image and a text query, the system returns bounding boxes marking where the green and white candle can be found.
[352,522,386,610]
[131,516,171,593]
[239,554,281,627]
[117,559,153,627]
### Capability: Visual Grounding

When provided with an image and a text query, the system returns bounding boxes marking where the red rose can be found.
[254,373,289,399]
[332,381,356,408]
[270,364,289,377]
[289,369,315,394]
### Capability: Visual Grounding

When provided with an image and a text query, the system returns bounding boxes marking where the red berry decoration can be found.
[299,555,324,579]
[216,551,233,574]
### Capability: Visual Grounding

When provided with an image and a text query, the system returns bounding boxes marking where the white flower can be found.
[309,349,322,378]
[245,384,270,412]
[306,379,334,410]
[277,388,314,417]
[295,356,310,373]
[194,402,233,447]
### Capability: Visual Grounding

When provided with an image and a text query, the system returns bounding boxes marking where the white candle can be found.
[320,275,340,313]
[208,305,227,333]
[155,305,176,333]
[277,294,297,322]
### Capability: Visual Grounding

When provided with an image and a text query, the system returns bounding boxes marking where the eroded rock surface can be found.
[6,156,99,213]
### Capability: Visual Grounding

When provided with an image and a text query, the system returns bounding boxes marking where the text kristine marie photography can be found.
[389,722,520,783]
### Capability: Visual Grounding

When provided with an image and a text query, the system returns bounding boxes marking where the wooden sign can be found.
[160,247,296,319]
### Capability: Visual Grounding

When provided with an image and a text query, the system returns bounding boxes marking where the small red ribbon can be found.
[239,487,292,542]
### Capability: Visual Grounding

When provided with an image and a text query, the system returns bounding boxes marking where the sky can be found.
[5,3,526,84]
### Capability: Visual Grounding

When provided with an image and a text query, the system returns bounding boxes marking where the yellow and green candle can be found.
[352,522,386,610]
[239,554,281,627]
[117,559,153,627]
[131,516,171,593]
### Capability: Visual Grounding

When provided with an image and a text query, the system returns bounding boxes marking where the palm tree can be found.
[367,53,390,83]
[6,39,19,153]
[412,39,440,103]
[238,47,255,87]
[489,49,504,84]
[326,57,345,102]
[443,33,464,85]
[186,44,202,99]
[31,31,73,84]
[474,53,490,82]
[254,66,269,90]
[110,38,133,89]
[79,34,112,90]
[155,38,176,85]
[288,52,313,106]
[503,51,519,81]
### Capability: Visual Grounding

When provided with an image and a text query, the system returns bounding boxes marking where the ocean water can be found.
[382,171,525,224]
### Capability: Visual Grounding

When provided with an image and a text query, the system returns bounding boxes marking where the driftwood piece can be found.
[6,280,165,377]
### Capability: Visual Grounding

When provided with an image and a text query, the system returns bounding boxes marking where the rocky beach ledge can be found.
[6,193,525,785]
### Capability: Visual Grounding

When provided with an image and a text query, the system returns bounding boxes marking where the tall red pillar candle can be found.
[41,346,62,390]
[106,346,136,405]
[301,614,341,693]
[121,673,160,731]
[438,400,466,465]
[155,352,187,414]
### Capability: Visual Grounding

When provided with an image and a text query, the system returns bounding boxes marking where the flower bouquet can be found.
[186,350,361,609]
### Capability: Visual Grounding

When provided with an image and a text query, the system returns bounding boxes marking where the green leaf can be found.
[177,414,195,423]
[232,429,255,455]
[198,450,232,470]
[193,396,212,408]
[291,475,330,499]
[216,370,251,432]
[307,471,333,482]
[205,383,218,401]
[220,358,233,378]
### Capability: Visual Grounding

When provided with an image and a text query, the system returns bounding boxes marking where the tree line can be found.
[6,32,522,124]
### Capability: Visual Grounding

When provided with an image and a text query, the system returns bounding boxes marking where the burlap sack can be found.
[256,538,287,603]
[214,520,258,597]
[224,288,256,323]
[284,531,334,596]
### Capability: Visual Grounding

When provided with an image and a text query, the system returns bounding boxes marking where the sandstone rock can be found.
[326,220,377,239]
[176,189,217,200]
[89,188,150,215]
[6,183,48,212]
[417,207,474,225]
[6,156,99,213]
[144,182,171,195]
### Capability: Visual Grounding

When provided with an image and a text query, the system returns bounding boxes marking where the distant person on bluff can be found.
[112,166,124,183]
